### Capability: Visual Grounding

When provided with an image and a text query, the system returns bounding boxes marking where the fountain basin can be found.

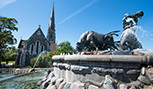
[0,71,47,89]
[52,55,153,84]
[0,73,15,79]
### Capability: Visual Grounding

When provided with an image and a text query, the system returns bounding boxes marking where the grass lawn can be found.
[1,61,15,64]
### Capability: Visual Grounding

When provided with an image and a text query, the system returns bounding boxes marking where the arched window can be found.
[36,41,40,54]
[31,44,34,54]
[41,45,44,52]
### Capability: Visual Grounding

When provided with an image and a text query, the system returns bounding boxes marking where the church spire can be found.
[51,3,54,21]
[47,3,55,43]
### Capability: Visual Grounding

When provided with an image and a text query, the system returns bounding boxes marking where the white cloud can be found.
[59,0,99,24]
[0,0,16,9]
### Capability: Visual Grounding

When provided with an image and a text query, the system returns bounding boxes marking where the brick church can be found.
[16,4,56,67]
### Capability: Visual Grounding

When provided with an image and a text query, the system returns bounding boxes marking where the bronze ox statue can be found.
[76,30,120,52]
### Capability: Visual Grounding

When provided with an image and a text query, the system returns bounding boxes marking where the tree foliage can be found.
[1,47,17,62]
[0,17,18,66]
[30,53,52,68]
[57,41,75,54]
[30,51,60,68]
[0,17,18,50]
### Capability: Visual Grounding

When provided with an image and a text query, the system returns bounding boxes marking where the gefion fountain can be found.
[38,11,153,89]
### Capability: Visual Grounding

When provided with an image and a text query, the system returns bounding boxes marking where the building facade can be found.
[16,5,56,66]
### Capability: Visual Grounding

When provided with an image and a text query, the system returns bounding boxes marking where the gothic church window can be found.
[41,45,44,52]
[36,41,40,54]
[31,44,34,54]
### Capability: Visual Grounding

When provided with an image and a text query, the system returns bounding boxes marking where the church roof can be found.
[27,25,48,42]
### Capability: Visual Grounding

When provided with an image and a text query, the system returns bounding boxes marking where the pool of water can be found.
[0,72,47,89]
[0,73,15,79]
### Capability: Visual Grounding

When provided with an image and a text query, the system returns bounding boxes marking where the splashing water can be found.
[33,51,48,69]
[135,26,153,39]
[135,26,153,49]
[120,26,136,45]
[120,26,142,50]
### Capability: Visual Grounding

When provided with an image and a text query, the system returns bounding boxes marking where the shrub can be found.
[30,53,52,68]
[30,50,60,68]
[1,47,17,63]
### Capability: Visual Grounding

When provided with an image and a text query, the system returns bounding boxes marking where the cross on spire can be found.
[39,25,41,28]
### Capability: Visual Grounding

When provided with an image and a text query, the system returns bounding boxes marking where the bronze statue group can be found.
[76,11,144,52]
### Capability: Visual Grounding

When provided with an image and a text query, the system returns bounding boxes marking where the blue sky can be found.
[0,0,153,49]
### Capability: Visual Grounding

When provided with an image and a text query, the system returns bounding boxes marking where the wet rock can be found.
[41,81,50,89]
[133,49,153,55]
[46,85,56,89]
[43,77,52,87]
[45,72,54,82]
[88,85,99,89]
[147,86,153,89]
[55,78,64,88]
[58,80,66,89]
[126,69,140,75]
[81,51,94,55]
[42,76,47,82]
[63,83,71,89]
[103,75,117,89]
[119,84,127,89]
[47,70,51,75]
[83,73,104,86]
[50,77,58,85]
[40,75,52,88]
[48,72,54,79]
[146,68,153,83]
[126,84,140,89]
[97,50,113,55]
[141,67,145,75]
[37,76,47,86]
[133,51,144,55]
[37,80,43,86]
[70,81,85,89]
[138,75,151,85]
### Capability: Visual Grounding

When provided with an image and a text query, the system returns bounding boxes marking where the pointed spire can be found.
[47,3,55,43]
[51,3,54,20]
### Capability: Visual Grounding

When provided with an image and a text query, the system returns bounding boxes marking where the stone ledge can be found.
[52,55,153,84]
[53,55,153,64]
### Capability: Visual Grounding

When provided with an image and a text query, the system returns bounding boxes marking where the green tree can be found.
[30,51,60,68]
[57,41,75,55]
[0,17,18,66]
[30,53,52,68]
[2,47,17,64]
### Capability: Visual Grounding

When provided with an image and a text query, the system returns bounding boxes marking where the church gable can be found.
[26,26,49,54]
[28,26,47,42]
